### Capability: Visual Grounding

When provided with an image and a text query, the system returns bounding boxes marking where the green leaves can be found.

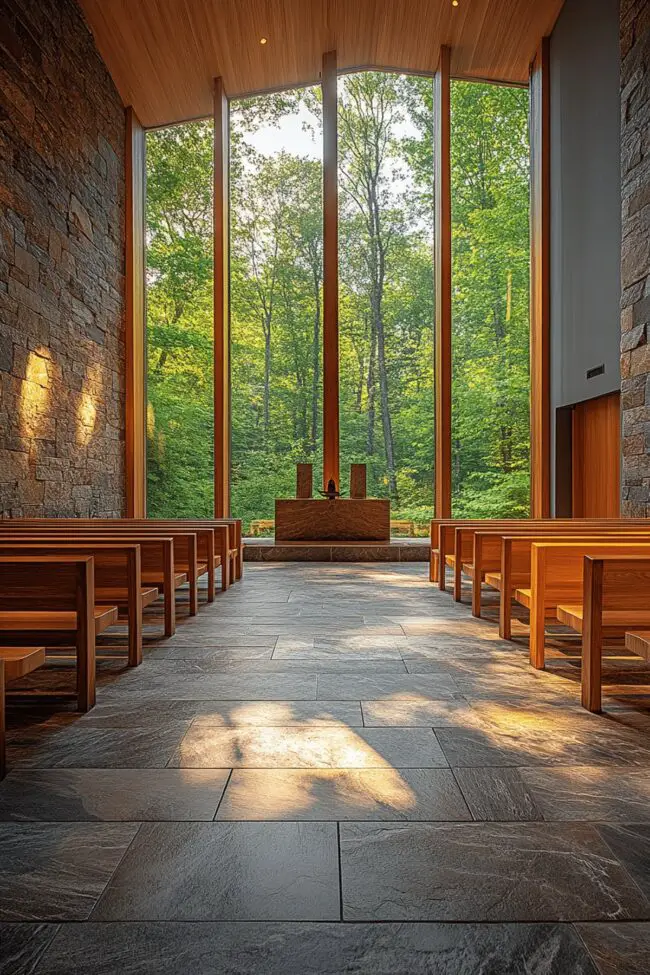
[145,77,531,529]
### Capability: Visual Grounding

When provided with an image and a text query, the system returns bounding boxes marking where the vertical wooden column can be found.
[434,47,452,518]
[125,106,147,517]
[530,39,551,518]
[322,50,340,491]
[214,77,231,517]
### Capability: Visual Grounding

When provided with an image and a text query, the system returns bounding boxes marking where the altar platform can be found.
[243,538,429,562]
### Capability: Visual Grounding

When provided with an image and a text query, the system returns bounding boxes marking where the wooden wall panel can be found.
[529,39,551,518]
[213,78,230,517]
[322,50,339,491]
[125,107,146,517]
[572,391,621,518]
[434,46,451,519]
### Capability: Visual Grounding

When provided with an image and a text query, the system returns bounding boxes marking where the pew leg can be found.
[499,590,512,640]
[127,554,142,667]
[529,603,546,670]
[77,631,96,712]
[454,563,462,602]
[471,576,482,618]
[164,590,175,638]
[189,575,199,616]
[222,554,230,592]
[128,598,143,667]
[163,549,176,638]
[207,561,215,603]
[0,660,5,781]
[581,631,602,713]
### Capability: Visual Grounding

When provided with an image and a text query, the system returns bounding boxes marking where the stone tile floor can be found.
[1,563,650,973]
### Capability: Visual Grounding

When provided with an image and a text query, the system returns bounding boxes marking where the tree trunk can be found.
[373,291,397,498]
[366,321,377,455]
[263,315,271,436]
[310,266,320,454]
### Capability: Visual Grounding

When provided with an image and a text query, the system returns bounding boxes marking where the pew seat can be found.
[96,586,159,610]
[625,630,650,661]
[0,648,47,780]
[558,606,650,632]
[141,569,187,590]
[0,606,118,635]
[0,646,47,680]
[515,585,582,610]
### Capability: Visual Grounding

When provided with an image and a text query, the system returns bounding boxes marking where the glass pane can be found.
[230,90,323,537]
[337,73,435,536]
[145,120,214,517]
[451,81,531,517]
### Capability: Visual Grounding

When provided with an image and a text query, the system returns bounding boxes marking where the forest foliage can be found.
[145,74,530,530]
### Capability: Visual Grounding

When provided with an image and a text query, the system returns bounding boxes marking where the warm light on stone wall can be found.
[19,350,52,441]
[76,363,103,445]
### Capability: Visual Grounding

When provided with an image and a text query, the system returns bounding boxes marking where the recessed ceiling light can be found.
[260,37,268,44]
[452,0,459,6]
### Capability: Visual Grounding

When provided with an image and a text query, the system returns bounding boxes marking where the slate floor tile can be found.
[24,920,597,975]
[361,699,484,728]
[595,824,650,899]
[217,768,470,821]
[435,725,650,767]
[0,769,230,822]
[12,724,191,769]
[520,766,650,822]
[317,674,460,701]
[0,823,139,921]
[189,700,364,727]
[0,923,60,974]
[170,726,448,768]
[101,675,318,702]
[453,767,543,821]
[339,822,650,921]
[92,822,339,921]
[577,921,650,975]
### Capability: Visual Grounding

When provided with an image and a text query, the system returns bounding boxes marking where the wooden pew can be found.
[0,531,179,638]
[472,527,650,637]
[625,631,650,661]
[129,519,243,586]
[521,542,650,670]
[0,542,154,667]
[0,555,117,712]
[0,648,46,780]
[1,522,203,616]
[556,556,650,712]
[431,517,650,592]
[444,519,650,599]
[430,519,548,587]
[125,520,232,592]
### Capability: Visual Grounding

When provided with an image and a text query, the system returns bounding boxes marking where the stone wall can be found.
[0,0,125,516]
[621,0,650,516]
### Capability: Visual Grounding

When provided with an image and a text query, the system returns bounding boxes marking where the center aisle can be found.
[1,563,650,972]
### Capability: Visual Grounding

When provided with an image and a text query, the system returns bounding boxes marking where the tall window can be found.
[338,73,435,533]
[230,89,323,535]
[145,120,214,516]
[450,81,531,517]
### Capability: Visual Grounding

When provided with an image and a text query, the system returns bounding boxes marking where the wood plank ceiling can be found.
[78,0,564,127]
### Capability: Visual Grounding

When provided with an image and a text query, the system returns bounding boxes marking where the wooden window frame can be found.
[434,46,452,518]
[125,106,147,517]
[127,48,551,523]
[213,77,231,517]
[529,39,551,518]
